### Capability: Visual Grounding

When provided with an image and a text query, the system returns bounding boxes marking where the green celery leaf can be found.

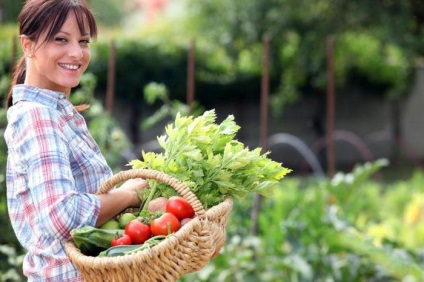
[130,109,292,209]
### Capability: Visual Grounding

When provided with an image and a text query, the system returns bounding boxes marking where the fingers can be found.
[125,178,148,189]
[119,178,149,207]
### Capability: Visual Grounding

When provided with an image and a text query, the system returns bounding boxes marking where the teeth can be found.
[59,63,80,70]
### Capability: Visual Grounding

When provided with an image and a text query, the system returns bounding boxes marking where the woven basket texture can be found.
[65,169,232,282]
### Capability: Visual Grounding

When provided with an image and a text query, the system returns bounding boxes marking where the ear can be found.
[20,35,36,58]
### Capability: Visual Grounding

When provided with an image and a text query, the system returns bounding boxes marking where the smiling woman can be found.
[4,1,148,281]
[7,0,98,106]
[21,14,92,96]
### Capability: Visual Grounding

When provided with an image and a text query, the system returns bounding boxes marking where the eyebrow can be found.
[58,31,90,36]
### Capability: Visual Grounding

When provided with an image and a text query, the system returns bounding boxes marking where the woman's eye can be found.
[55,37,67,43]
[80,39,90,45]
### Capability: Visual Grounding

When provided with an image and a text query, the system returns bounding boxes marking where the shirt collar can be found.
[12,84,68,108]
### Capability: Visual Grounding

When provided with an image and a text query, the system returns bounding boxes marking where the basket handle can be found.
[96,169,206,219]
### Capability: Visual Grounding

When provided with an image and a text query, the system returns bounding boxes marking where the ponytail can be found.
[7,56,26,108]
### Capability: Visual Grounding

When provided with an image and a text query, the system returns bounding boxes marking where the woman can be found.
[5,0,147,280]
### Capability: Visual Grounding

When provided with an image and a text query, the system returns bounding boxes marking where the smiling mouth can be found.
[59,63,81,70]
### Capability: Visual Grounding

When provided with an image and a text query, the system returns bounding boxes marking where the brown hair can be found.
[7,0,98,109]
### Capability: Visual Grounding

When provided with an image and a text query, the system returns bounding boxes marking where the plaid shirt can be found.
[5,85,112,281]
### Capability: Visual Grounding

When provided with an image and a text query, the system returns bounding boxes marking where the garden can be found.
[1,0,424,281]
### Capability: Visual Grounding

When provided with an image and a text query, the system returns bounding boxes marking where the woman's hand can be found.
[119,178,149,207]
[96,178,148,226]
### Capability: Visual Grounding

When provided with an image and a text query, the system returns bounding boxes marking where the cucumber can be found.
[70,226,124,256]
[98,235,168,257]
[98,244,144,257]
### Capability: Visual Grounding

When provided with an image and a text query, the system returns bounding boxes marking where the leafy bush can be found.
[334,32,412,100]
[180,160,424,281]
[140,82,204,131]
[0,245,24,282]
[89,39,189,103]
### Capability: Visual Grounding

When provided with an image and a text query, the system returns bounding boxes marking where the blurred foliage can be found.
[180,160,424,281]
[0,29,18,74]
[1,0,421,117]
[88,0,126,27]
[4,0,419,118]
[184,0,424,53]
[89,39,189,103]
[335,32,411,100]
[0,245,24,282]
[140,82,204,131]
[0,71,17,250]
[2,1,424,279]
[1,0,23,23]
[0,68,24,281]
[1,0,125,27]
[183,0,423,112]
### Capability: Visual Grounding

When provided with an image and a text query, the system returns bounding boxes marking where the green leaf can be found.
[130,109,291,208]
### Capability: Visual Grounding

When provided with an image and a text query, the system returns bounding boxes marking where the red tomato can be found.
[150,212,181,236]
[125,219,151,244]
[166,196,195,220]
[111,234,132,246]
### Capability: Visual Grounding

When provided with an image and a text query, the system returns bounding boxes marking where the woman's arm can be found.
[96,178,148,226]
[16,106,146,239]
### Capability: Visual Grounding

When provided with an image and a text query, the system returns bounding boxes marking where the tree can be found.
[184,0,424,108]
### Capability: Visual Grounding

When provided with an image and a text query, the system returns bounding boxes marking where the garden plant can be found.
[1,0,424,281]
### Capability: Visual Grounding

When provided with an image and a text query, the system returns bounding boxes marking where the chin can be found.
[65,81,82,89]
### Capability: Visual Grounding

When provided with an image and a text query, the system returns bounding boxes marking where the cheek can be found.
[84,49,91,63]
[37,56,53,71]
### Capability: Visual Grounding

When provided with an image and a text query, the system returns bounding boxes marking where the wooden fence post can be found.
[326,36,336,178]
[186,39,196,114]
[251,35,270,236]
[106,39,116,113]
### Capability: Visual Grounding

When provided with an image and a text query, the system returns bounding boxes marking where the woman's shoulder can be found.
[6,101,65,138]
[8,100,59,121]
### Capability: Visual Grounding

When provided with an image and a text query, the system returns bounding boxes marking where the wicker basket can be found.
[65,169,233,282]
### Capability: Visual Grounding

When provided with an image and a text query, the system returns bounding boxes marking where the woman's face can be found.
[23,11,91,95]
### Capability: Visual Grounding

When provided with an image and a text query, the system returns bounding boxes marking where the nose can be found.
[68,41,83,59]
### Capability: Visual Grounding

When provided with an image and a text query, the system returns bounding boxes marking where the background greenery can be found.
[2,0,423,107]
[1,0,424,281]
[180,160,424,281]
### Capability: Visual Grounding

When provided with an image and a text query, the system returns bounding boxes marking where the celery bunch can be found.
[130,110,291,208]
